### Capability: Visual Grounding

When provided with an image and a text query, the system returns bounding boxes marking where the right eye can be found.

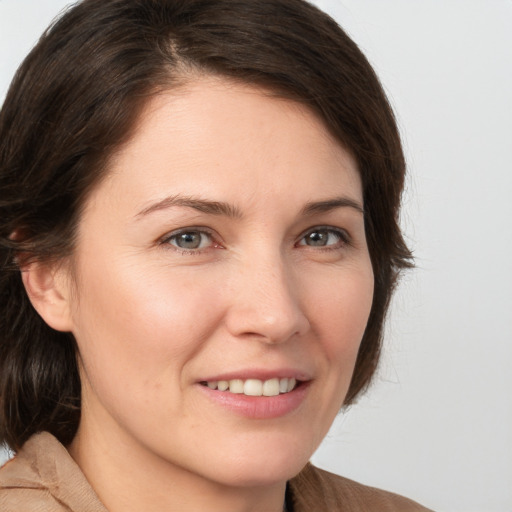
[296,226,350,250]
[164,230,214,251]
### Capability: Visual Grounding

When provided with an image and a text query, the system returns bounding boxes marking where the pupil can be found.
[308,231,327,246]
[177,232,201,249]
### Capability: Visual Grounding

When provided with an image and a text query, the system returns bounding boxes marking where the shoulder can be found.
[0,487,66,512]
[0,432,107,512]
[0,454,66,511]
[288,463,434,512]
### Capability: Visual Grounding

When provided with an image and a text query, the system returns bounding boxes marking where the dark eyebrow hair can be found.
[135,194,243,219]
[301,197,365,216]
[135,194,363,220]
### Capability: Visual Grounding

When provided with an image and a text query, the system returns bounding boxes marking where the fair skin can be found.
[25,77,374,512]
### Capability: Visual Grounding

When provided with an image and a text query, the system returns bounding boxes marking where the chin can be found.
[211,460,306,489]
[196,435,315,488]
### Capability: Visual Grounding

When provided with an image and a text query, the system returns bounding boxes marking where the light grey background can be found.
[1,1,511,511]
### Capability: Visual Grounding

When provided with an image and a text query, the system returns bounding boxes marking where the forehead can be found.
[88,77,362,217]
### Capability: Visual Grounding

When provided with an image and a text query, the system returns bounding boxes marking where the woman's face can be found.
[66,78,374,489]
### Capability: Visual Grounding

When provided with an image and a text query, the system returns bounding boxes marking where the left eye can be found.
[166,230,213,250]
[298,228,346,247]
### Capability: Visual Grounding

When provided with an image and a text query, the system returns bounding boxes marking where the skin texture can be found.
[25,78,374,512]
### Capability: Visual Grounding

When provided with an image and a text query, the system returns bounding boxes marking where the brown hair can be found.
[0,0,412,451]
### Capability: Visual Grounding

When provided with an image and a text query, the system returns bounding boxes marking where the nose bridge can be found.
[225,247,309,343]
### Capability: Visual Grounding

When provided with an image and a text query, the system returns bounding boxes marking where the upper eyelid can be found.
[160,226,216,242]
[158,225,351,249]
[298,225,350,239]
[159,228,220,255]
[295,226,352,251]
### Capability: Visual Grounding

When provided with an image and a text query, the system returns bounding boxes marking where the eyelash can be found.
[159,226,351,255]
[160,227,220,255]
[297,226,351,250]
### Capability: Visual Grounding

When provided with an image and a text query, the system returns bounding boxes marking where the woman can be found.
[0,0,431,510]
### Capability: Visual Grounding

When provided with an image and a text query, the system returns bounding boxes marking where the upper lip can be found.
[198,368,313,383]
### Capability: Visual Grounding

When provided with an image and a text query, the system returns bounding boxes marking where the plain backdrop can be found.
[1,1,511,511]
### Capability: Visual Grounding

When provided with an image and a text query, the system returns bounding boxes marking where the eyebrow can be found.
[135,194,364,220]
[135,195,243,219]
[301,197,365,216]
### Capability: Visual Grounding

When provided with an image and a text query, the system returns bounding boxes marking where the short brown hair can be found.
[0,0,412,451]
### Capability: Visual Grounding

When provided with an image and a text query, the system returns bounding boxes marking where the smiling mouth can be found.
[200,377,299,397]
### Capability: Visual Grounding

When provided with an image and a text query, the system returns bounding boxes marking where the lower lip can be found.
[198,382,310,419]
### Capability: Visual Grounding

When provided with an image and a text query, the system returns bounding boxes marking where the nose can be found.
[224,253,310,344]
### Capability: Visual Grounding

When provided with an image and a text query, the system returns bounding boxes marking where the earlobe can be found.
[21,261,74,332]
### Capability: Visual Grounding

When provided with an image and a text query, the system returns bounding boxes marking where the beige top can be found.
[0,432,433,511]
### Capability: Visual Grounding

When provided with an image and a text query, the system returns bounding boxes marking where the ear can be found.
[21,261,74,332]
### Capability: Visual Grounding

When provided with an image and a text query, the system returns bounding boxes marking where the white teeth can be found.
[229,379,244,394]
[244,379,263,396]
[217,380,229,391]
[263,378,280,396]
[204,377,299,396]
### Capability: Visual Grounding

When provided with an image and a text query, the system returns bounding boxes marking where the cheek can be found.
[306,262,374,354]
[295,262,374,447]
[70,258,224,394]
[306,261,373,412]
